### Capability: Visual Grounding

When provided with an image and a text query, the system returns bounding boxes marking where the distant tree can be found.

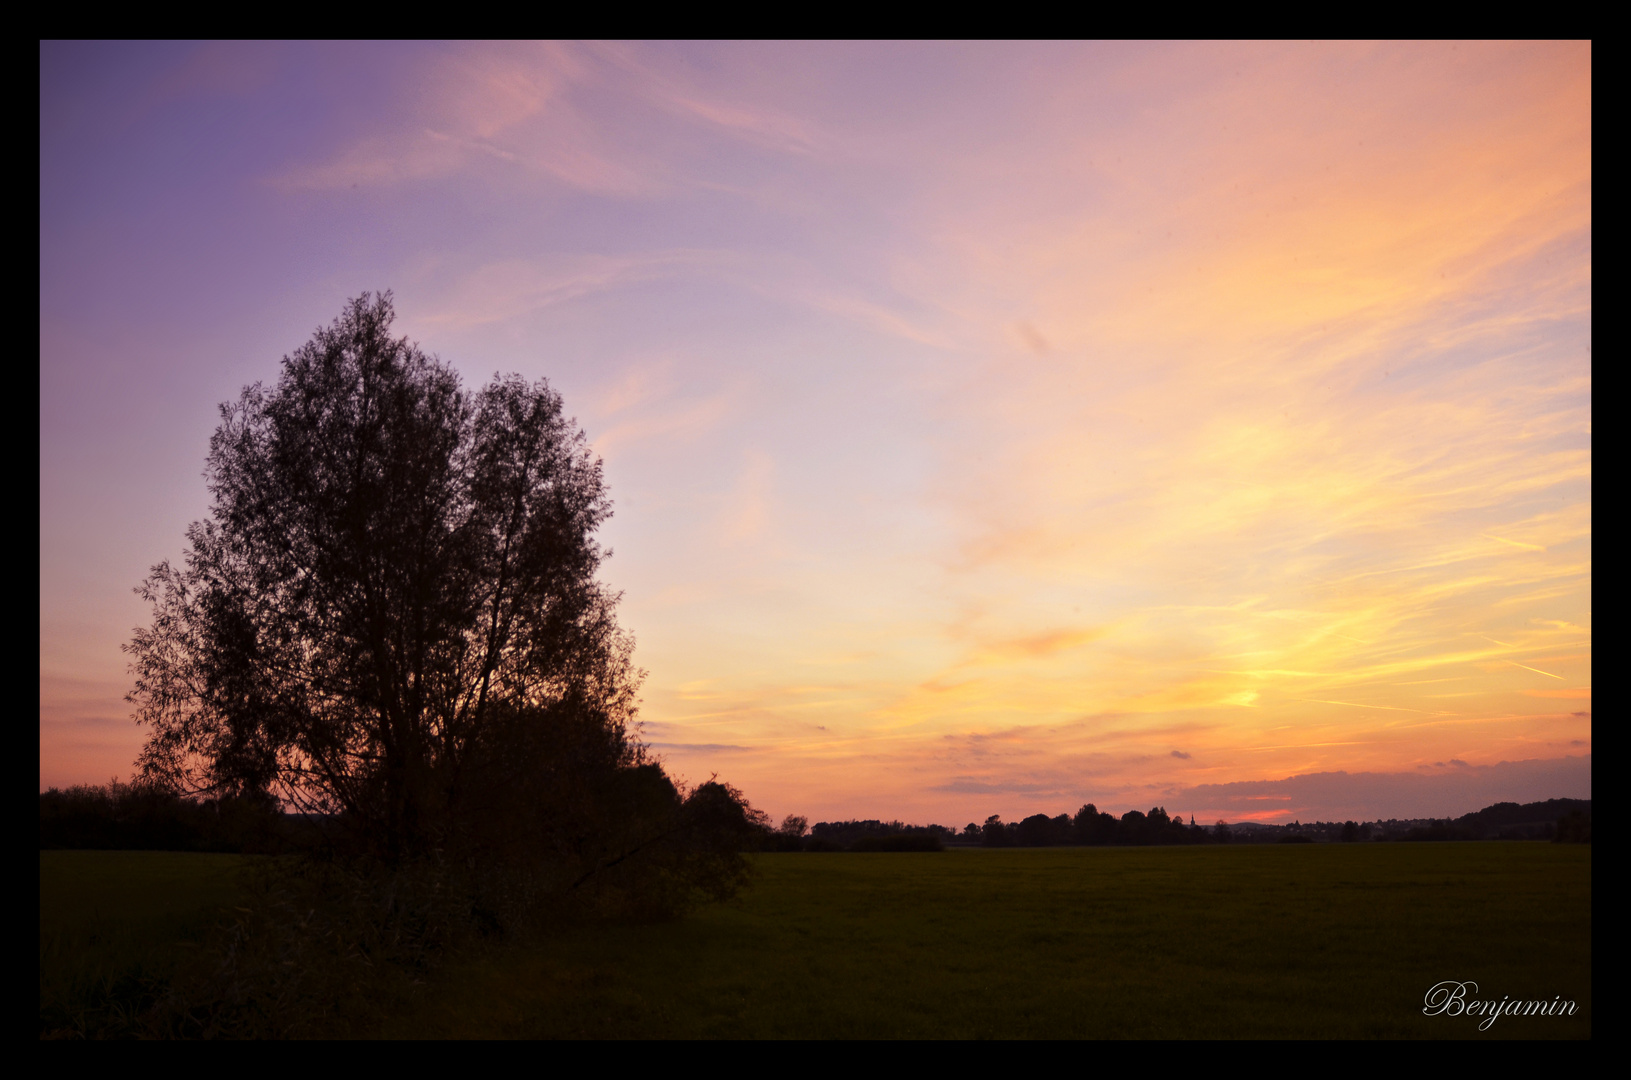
[1015,813,1067,846]
[124,294,747,913]
[1120,809,1149,845]
[1457,798,1591,840]
[656,780,767,895]
[1213,820,1233,844]
[765,813,810,852]
[849,833,944,852]
[982,814,1012,847]
[1554,809,1591,843]
[39,778,287,852]
[1073,803,1115,845]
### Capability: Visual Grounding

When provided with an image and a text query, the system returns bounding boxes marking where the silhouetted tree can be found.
[1015,813,1070,846]
[39,778,290,852]
[123,295,737,912]
[808,819,945,850]
[1554,809,1591,843]
[761,813,809,852]
[1120,809,1149,845]
[1145,806,1188,843]
[1073,803,1116,845]
[848,833,944,852]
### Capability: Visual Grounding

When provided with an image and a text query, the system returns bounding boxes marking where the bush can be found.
[1554,810,1591,843]
[849,833,944,852]
[98,773,768,1040]
[40,781,293,853]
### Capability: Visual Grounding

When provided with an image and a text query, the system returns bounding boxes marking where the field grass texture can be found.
[41,843,1591,1039]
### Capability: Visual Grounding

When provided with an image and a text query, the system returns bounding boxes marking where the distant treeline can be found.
[969,806,1216,847]
[41,783,1591,853]
[1219,798,1592,844]
[1388,798,1591,843]
[759,808,1211,851]
[760,798,1592,852]
[39,781,314,853]
[806,820,948,851]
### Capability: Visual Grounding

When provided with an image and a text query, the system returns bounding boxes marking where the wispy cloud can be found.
[413,251,726,330]
[41,43,1590,819]
[270,42,836,198]
[1177,754,1591,822]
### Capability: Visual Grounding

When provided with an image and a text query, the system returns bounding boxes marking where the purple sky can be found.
[41,42,1590,823]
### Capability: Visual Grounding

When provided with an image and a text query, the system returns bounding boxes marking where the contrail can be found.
[1298,698,1428,713]
[1483,533,1544,552]
[1507,660,1565,680]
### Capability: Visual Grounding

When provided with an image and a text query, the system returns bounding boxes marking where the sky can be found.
[40,41,1590,825]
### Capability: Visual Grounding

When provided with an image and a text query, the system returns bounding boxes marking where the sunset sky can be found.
[40,41,1590,825]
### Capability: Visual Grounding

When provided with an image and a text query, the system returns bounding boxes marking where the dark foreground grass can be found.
[42,843,1590,1038]
[391,844,1591,1039]
[40,850,250,1038]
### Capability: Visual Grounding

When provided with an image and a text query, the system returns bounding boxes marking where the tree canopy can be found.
[126,294,720,894]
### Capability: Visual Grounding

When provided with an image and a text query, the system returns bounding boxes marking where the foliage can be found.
[123,293,752,926]
[847,833,943,852]
[804,819,952,852]
[39,779,292,853]
[1554,809,1591,843]
[971,805,1210,847]
[946,798,1592,846]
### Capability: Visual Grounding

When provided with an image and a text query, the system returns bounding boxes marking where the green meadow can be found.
[41,843,1590,1039]
[40,850,251,1037]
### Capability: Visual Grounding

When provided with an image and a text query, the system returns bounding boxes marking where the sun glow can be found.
[41,42,1590,822]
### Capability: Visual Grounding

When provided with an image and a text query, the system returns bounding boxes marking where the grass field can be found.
[41,843,1591,1039]
[40,850,251,1038]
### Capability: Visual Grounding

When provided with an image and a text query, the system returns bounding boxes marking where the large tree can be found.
[127,293,644,864]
